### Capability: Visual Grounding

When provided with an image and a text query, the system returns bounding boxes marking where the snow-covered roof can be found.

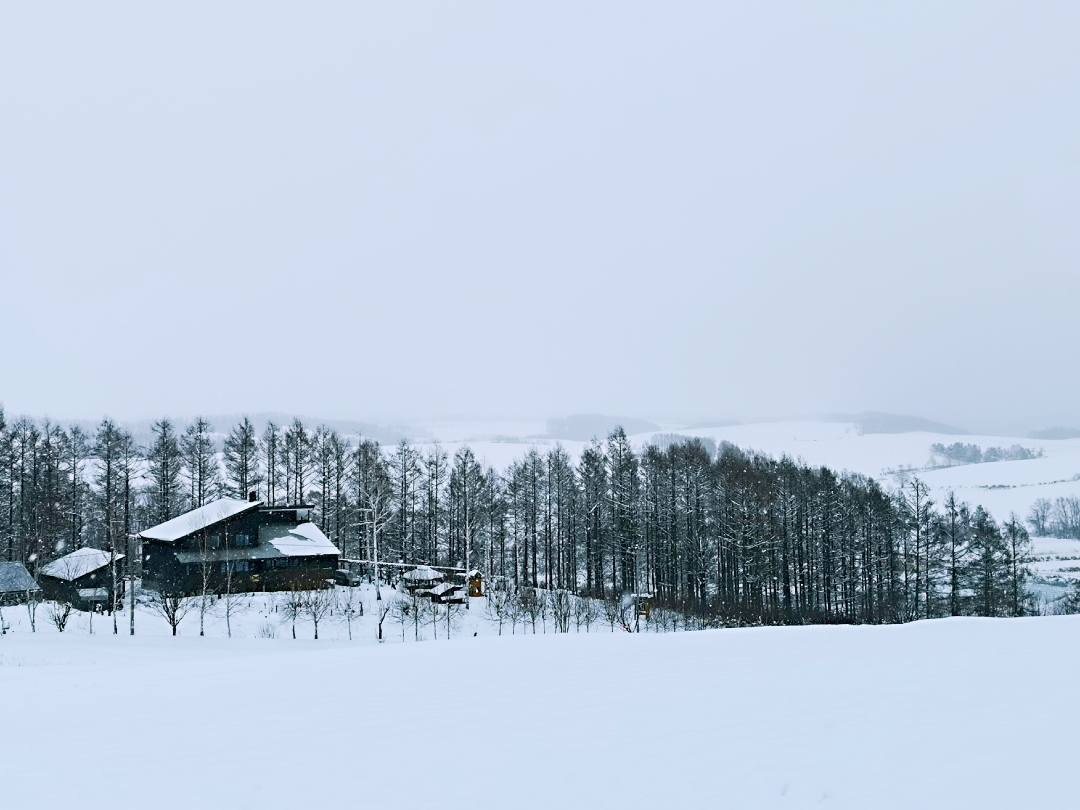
[260,522,340,558]
[139,498,261,542]
[40,547,124,582]
[0,561,40,594]
[425,582,461,596]
[403,565,443,582]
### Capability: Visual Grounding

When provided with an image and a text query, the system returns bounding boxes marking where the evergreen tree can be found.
[180,417,221,509]
[421,444,448,566]
[65,425,89,557]
[94,418,126,553]
[969,507,1006,617]
[260,421,281,505]
[146,419,183,523]
[390,439,422,564]
[223,417,260,500]
[941,492,969,616]
[578,439,608,596]
[449,445,485,578]
[283,418,310,504]
[1001,513,1032,617]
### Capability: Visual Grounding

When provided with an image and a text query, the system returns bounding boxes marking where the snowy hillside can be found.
[1,614,1077,808]
[413,418,1080,597]
[414,418,1080,525]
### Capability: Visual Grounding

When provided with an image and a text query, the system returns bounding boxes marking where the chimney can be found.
[248,491,258,502]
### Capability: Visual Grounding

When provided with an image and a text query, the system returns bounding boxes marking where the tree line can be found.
[0,407,1040,625]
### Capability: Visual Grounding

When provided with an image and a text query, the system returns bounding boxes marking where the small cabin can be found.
[0,561,42,607]
[402,565,444,591]
[138,496,340,595]
[39,548,125,611]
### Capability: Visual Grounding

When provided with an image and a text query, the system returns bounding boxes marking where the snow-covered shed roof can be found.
[0,561,41,594]
[424,581,461,597]
[40,547,124,582]
[139,498,261,543]
[403,565,443,582]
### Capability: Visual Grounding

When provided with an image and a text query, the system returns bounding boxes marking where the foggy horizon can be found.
[3,3,1078,434]
[0,405,1054,442]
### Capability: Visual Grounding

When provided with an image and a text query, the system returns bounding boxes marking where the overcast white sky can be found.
[1,2,1077,432]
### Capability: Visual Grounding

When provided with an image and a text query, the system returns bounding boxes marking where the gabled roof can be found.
[139,498,262,543]
[424,582,461,597]
[403,565,443,582]
[0,561,41,594]
[40,547,125,582]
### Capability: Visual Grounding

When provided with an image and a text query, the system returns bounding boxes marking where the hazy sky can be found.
[2,2,1077,432]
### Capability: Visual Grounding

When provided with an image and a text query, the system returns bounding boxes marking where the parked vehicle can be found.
[333,569,362,587]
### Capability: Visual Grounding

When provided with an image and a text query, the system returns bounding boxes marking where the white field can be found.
[5,419,1079,807]
[1,605,1078,808]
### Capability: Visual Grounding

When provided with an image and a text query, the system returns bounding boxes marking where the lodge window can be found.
[236,561,250,573]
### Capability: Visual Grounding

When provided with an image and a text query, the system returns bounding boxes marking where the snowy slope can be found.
[1,616,1078,809]
[417,418,1080,526]
[256,417,1079,532]
[410,418,1080,597]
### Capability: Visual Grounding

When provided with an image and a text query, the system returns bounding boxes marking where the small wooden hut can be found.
[39,548,125,611]
[402,565,444,591]
[0,562,41,607]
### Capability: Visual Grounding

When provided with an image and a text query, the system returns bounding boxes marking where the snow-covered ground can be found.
[0,585,593,642]
[5,418,1075,808]
[1,609,1078,808]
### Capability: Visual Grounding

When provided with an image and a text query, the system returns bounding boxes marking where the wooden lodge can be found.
[138,496,339,596]
[39,547,125,611]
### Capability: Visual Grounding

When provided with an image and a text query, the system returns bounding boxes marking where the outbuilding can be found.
[39,547,125,611]
[402,565,444,591]
[422,581,465,604]
[0,561,42,606]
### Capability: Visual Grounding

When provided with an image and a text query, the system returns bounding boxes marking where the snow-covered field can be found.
[5,418,1079,808]
[2,609,1077,808]
[2,585,509,642]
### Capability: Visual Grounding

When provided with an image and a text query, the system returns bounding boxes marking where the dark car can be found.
[333,569,362,587]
